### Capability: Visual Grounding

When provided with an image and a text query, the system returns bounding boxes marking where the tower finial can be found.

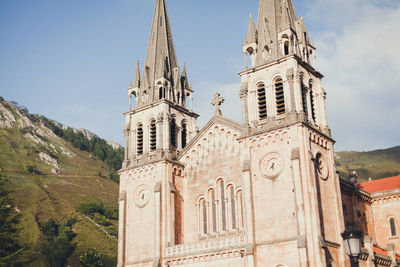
[211,93,224,116]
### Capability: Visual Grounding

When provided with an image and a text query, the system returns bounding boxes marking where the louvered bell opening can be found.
[257,86,267,119]
[150,121,156,151]
[301,84,308,114]
[137,126,144,155]
[275,81,285,115]
[310,91,316,122]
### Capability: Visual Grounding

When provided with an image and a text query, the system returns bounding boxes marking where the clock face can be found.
[260,152,284,179]
[316,153,329,180]
[134,185,150,208]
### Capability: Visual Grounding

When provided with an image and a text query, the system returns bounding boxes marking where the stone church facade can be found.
[117,0,360,266]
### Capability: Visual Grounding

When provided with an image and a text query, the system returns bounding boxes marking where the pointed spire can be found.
[247,13,257,43]
[143,0,177,88]
[133,60,141,88]
[254,0,301,65]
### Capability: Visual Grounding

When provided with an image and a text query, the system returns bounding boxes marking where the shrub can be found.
[42,218,58,238]
[93,213,110,227]
[79,248,104,267]
[77,202,105,217]
[26,165,43,175]
[105,225,118,237]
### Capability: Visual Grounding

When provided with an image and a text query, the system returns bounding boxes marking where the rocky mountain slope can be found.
[335,146,400,182]
[0,97,120,266]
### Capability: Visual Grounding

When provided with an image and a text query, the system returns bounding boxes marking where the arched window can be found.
[228,185,236,229]
[309,82,316,122]
[301,82,308,114]
[177,92,180,104]
[275,78,285,115]
[208,189,217,233]
[257,84,267,119]
[170,117,177,148]
[149,119,156,151]
[137,123,143,155]
[284,41,289,55]
[237,190,243,229]
[199,199,207,235]
[390,217,397,237]
[218,179,227,231]
[181,122,187,148]
[159,87,163,100]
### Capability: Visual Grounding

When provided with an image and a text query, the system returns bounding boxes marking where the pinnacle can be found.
[133,60,141,88]
[247,12,257,43]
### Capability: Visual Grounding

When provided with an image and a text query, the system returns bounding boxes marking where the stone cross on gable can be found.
[212,93,224,116]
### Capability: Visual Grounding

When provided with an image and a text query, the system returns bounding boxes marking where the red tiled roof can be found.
[359,175,400,193]
[373,245,388,256]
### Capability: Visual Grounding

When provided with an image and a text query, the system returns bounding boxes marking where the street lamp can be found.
[341,227,362,267]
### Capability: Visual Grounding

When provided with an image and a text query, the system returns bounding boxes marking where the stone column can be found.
[131,129,137,159]
[123,130,129,167]
[117,191,126,267]
[239,83,249,126]
[129,93,132,111]
[169,184,176,245]
[363,235,375,267]
[164,114,170,152]
[320,89,330,134]
[241,159,255,267]
[286,68,296,112]
[387,244,396,267]
[153,182,161,267]
[156,113,164,152]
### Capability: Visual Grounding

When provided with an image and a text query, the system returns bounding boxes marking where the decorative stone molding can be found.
[119,191,126,202]
[291,148,300,160]
[309,131,329,149]
[154,182,161,193]
[239,82,248,99]
[297,235,306,248]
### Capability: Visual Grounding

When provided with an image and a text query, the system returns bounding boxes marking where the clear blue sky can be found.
[1,0,399,151]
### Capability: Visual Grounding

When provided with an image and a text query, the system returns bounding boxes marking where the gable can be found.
[178,115,243,161]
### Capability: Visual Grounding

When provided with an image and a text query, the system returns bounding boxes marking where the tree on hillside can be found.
[79,248,104,267]
[0,174,23,266]
[40,217,77,267]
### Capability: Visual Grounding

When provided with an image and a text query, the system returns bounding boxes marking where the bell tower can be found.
[123,0,198,167]
[118,0,198,266]
[238,0,347,266]
[240,0,329,137]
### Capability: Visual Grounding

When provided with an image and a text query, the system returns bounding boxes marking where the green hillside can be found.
[335,146,400,182]
[0,98,121,266]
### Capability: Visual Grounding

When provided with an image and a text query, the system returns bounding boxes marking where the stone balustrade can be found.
[166,234,246,258]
